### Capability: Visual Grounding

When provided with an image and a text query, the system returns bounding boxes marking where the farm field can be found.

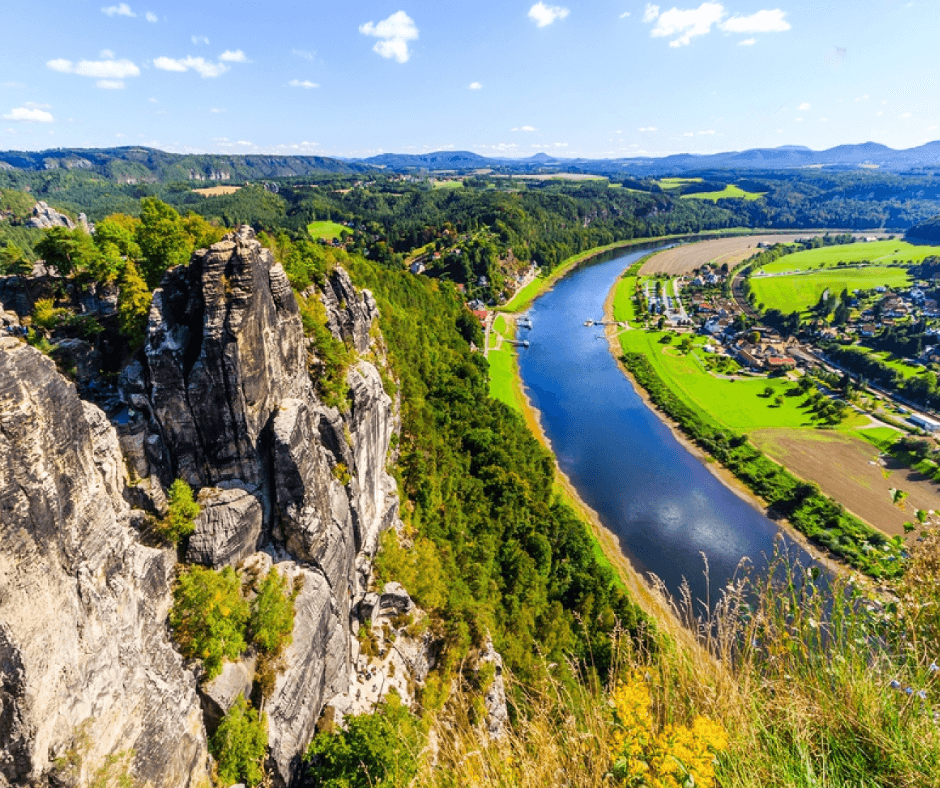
[749,266,912,313]
[431,179,463,189]
[752,427,940,537]
[639,233,811,275]
[757,238,933,273]
[681,184,765,202]
[307,220,349,241]
[192,185,241,197]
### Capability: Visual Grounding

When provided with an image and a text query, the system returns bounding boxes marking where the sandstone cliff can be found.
[0,337,209,787]
[0,227,407,787]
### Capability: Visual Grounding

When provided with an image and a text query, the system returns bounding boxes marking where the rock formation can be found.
[25,200,75,230]
[0,337,209,787]
[0,224,432,787]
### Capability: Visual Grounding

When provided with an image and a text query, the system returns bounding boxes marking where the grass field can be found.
[680,184,765,202]
[431,179,464,189]
[611,275,639,323]
[639,234,809,275]
[757,239,938,274]
[749,267,912,312]
[487,318,527,412]
[657,177,702,189]
[307,220,349,241]
[192,185,241,197]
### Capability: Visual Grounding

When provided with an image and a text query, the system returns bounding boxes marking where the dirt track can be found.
[639,234,816,275]
[752,427,940,539]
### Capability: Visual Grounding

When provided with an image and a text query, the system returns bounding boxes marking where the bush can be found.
[305,692,424,788]
[210,694,267,788]
[248,567,298,658]
[159,478,200,545]
[169,566,249,680]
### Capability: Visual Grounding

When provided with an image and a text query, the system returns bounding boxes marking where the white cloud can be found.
[154,56,229,78]
[220,50,248,63]
[148,97,157,103]
[3,106,54,122]
[47,58,140,79]
[100,49,115,59]
[97,79,125,89]
[289,79,319,88]
[698,129,715,135]
[646,3,790,46]
[683,131,694,137]
[620,11,631,17]
[650,2,724,47]
[145,11,157,22]
[719,9,790,33]
[359,11,419,64]
[512,125,537,132]
[638,126,658,132]
[292,49,315,60]
[192,35,209,45]
[468,81,483,90]
[798,102,810,111]
[23,101,51,109]
[528,2,569,27]
[102,3,135,17]
[210,107,225,113]
[738,37,756,45]
[901,112,912,118]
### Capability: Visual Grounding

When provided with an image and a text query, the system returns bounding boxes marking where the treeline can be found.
[621,352,904,578]
[822,343,940,410]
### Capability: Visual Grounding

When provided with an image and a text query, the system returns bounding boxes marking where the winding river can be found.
[517,245,822,609]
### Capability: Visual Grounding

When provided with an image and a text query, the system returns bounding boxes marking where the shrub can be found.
[248,567,298,658]
[169,566,249,680]
[117,260,151,349]
[210,694,267,788]
[159,479,200,545]
[305,692,424,788]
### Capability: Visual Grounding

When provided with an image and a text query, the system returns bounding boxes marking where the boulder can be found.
[186,483,264,568]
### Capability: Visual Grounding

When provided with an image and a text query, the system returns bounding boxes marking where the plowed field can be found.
[640,234,826,275]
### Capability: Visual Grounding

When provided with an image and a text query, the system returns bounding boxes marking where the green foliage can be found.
[117,260,151,349]
[0,241,32,275]
[210,694,268,788]
[305,692,424,788]
[374,530,449,611]
[248,567,297,657]
[137,197,192,288]
[169,566,249,680]
[0,188,35,219]
[32,298,67,330]
[159,478,200,545]
[36,226,97,277]
[298,292,353,410]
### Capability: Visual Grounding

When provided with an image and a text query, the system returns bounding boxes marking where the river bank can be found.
[601,276,848,580]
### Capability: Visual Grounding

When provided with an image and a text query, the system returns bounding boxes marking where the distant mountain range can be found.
[2,141,940,182]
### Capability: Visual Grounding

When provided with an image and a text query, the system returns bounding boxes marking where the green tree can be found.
[136,197,192,288]
[35,226,96,277]
[160,478,200,544]
[210,694,267,788]
[305,693,423,788]
[0,243,32,275]
[169,566,248,680]
[117,260,152,349]
[248,567,297,657]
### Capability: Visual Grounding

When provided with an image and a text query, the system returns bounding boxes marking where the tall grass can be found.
[418,537,940,788]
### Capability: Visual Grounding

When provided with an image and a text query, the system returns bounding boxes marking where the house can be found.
[471,309,488,325]
[735,347,763,369]
[859,324,877,337]
[766,356,796,370]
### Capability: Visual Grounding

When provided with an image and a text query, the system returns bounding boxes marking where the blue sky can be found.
[2,1,937,159]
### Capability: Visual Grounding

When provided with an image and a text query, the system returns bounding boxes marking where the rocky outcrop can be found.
[115,227,401,786]
[26,200,75,229]
[0,337,209,787]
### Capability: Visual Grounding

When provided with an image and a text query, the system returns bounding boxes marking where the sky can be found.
[1,0,938,160]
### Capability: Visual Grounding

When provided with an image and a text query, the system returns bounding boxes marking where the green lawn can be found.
[307,221,349,241]
[611,275,640,323]
[749,267,912,313]
[657,177,703,189]
[501,276,546,313]
[757,240,940,274]
[431,179,464,190]
[680,184,765,202]
[488,318,526,412]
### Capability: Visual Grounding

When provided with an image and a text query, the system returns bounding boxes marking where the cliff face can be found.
[118,227,400,785]
[0,227,404,787]
[0,337,208,787]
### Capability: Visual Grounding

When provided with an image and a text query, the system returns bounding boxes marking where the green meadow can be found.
[307,220,349,241]
[487,316,526,412]
[657,177,703,189]
[749,266,912,312]
[611,278,868,434]
[680,184,765,202]
[757,239,940,274]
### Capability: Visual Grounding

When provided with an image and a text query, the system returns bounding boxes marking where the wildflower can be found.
[905,687,914,695]
[890,680,901,690]
[917,690,928,701]
[930,662,939,673]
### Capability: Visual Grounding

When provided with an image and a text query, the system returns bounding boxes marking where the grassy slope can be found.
[307,220,348,241]
[681,185,765,202]
[750,267,912,312]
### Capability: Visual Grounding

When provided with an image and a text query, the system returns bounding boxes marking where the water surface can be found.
[517,247,821,608]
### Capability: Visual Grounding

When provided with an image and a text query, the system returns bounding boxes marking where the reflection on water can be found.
[516,247,824,608]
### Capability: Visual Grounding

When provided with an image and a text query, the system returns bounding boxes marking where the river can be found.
[516,245,823,610]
